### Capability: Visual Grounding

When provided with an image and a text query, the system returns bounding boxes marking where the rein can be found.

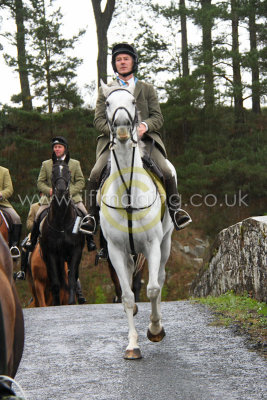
[105,92,158,255]
[48,164,74,234]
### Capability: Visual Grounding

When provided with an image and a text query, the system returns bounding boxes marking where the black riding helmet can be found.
[111,43,138,77]
[51,136,68,150]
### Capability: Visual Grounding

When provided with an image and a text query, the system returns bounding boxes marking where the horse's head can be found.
[51,157,71,200]
[101,80,138,146]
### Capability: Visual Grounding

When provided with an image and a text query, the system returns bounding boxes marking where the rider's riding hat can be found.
[51,136,68,150]
[112,43,138,77]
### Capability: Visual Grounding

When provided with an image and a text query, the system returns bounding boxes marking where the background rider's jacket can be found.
[37,159,85,205]
[0,166,13,207]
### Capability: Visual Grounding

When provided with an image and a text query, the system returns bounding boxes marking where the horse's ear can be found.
[52,152,57,163]
[65,152,70,164]
[100,79,109,98]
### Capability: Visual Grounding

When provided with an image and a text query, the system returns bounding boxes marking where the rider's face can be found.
[53,144,65,158]
[115,53,134,78]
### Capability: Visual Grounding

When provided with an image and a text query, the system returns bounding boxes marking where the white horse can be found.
[99,81,174,359]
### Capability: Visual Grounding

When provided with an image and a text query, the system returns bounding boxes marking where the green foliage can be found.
[192,291,267,354]
[94,285,107,304]
[194,291,267,326]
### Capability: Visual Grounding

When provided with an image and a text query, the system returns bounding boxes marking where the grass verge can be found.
[192,291,267,358]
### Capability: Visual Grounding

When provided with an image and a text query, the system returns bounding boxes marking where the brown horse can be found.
[0,232,24,379]
[108,253,145,304]
[29,243,69,307]
[0,209,9,244]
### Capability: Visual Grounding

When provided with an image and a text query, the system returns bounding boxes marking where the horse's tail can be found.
[0,302,7,375]
[134,253,146,276]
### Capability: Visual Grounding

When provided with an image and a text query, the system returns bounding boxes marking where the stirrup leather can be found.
[173,209,192,230]
[79,214,96,235]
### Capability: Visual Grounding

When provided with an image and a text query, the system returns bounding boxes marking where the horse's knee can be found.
[147,285,160,300]
[122,292,135,310]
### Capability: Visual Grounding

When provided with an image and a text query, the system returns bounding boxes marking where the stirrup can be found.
[173,209,192,230]
[10,246,21,259]
[79,214,96,235]
[16,271,25,280]
[95,247,108,265]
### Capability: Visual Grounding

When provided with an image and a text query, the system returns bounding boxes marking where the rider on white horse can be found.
[86,43,191,235]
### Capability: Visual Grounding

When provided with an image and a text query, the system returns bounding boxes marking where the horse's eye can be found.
[106,101,110,107]
[132,99,136,105]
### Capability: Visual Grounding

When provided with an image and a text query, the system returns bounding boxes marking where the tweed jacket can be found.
[26,202,40,231]
[94,79,166,159]
[0,166,13,208]
[37,159,85,205]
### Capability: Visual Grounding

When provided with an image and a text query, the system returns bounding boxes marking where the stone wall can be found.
[190,217,267,303]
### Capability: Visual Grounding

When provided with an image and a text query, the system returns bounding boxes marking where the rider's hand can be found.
[137,123,147,138]
[49,188,53,196]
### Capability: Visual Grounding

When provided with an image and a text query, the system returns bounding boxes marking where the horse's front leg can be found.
[46,254,61,306]
[67,249,82,305]
[145,242,165,342]
[108,244,141,360]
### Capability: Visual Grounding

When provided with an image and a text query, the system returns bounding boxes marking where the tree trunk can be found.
[201,0,214,113]
[231,0,244,123]
[180,0,190,141]
[248,0,261,114]
[91,0,116,88]
[15,0,32,110]
[180,0,189,77]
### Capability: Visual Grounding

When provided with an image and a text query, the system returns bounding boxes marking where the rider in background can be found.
[26,136,96,253]
[86,42,191,234]
[0,165,22,258]
[15,192,43,281]
[17,190,86,304]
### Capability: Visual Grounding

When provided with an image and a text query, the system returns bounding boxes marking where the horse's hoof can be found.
[133,304,138,316]
[147,327,166,342]
[124,348,142,360]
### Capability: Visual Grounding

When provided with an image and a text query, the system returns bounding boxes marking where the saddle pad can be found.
[98,168,166,217]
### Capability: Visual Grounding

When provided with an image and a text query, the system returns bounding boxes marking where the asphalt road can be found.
[14,301,266,400]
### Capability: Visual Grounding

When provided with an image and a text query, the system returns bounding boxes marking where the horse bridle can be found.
[49,164,73,232]
[104,90,158,255]
[106,88,138,148]
[52,164,71,195]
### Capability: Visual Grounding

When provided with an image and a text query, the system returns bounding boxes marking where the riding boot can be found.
[25,220,39,251]
[16,249,28,280]
[86,234,97,252]
[76,278,86,304]
[165,176,192,230]
[95,229,108,265]
[85,179,99,234]
[9,223,22,259]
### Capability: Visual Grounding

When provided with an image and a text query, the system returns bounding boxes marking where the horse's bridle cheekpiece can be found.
[106,88,138,149]
[104,89,158,255]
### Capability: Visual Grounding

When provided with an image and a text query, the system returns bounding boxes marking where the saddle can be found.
[98,155,166,218]
[99,154,164,189]
[38,208,49,234]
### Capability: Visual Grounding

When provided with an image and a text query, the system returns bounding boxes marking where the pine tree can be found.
[28,0,84,113]
[1,0,33,110]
